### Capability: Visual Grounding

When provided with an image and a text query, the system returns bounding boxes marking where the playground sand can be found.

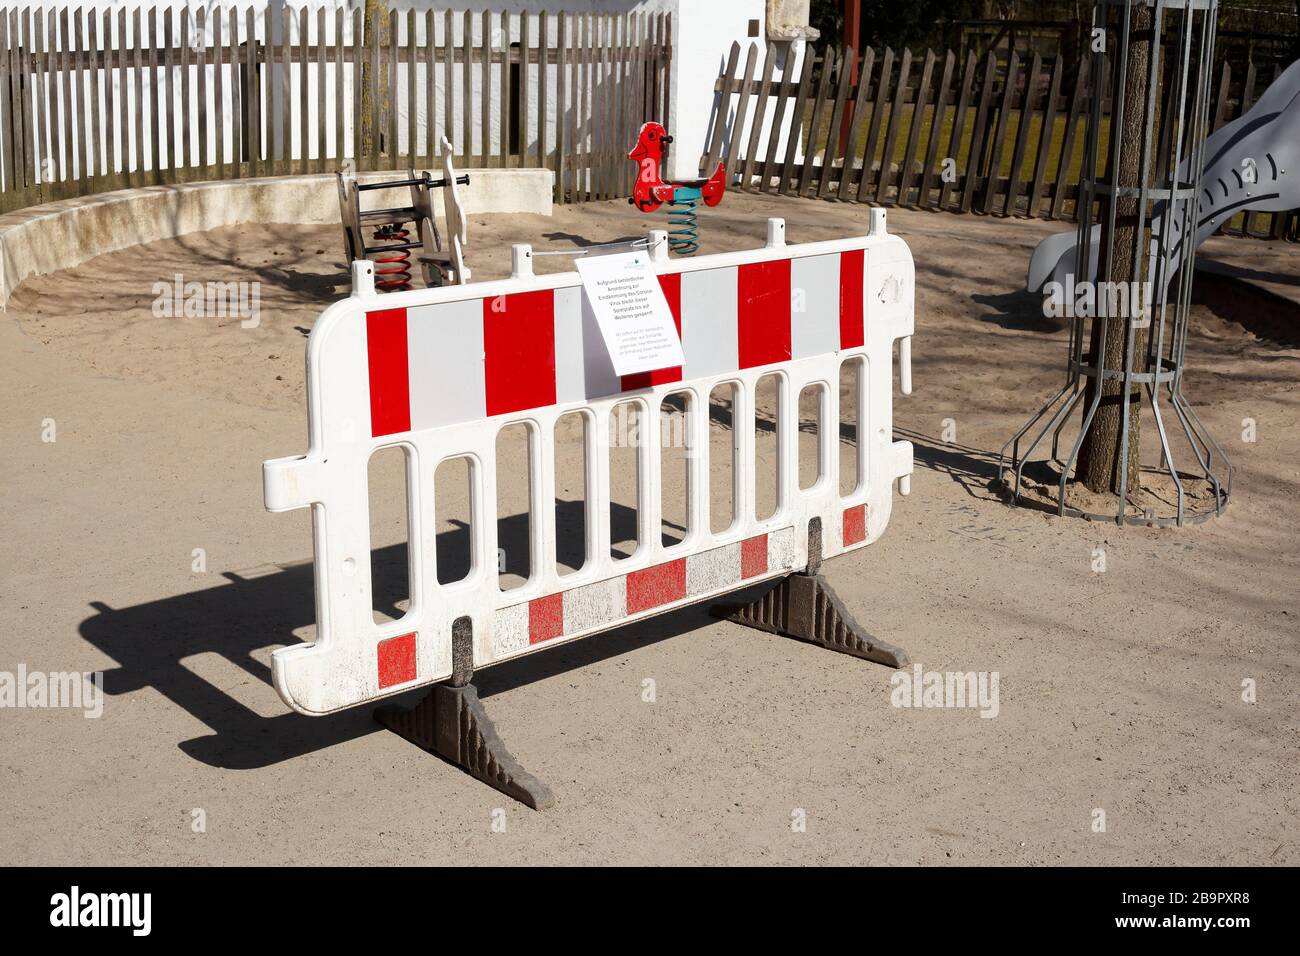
[2,194,1297,865]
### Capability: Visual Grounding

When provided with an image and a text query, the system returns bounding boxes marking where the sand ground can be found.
[1,192,1297,865]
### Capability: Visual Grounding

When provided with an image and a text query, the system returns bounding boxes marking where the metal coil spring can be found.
[372,224,413,291]
[666,193,701,256]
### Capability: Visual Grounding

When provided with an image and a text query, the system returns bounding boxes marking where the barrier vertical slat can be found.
[779,368,797,531]
[643,398,664,568]
[591,401,614,580]
[735,369,756,529]
[535,412,558,599]
[687,383,709,555]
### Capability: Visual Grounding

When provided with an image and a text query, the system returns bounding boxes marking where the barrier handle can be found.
[899,335,912,395]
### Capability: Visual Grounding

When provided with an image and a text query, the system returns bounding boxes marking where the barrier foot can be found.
[711,573,910,669]
[374,682,557,811]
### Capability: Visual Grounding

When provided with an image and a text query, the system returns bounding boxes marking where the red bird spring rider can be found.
[628,122,726,255]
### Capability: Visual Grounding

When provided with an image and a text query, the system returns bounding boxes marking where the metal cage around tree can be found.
[998,0,1233,527]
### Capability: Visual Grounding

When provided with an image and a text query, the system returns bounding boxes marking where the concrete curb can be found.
[0,167,553,308]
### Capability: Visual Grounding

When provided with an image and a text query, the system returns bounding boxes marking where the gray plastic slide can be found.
[1027,59,1299,293]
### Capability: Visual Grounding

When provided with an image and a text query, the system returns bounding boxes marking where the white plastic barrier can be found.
[264,212,915,715]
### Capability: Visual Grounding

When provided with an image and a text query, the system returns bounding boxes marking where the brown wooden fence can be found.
[704,41,1297,240]
[0,4,671,214]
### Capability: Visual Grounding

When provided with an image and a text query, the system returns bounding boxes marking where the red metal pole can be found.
[839,0,862,150]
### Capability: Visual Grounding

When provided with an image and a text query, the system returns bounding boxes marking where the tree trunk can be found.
[1076,4,1152,496]
[360,0,391,160]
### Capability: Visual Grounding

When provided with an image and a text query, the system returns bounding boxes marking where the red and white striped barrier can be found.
[264,212,914,715]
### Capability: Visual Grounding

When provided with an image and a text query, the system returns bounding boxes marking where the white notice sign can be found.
[575,252,685,377]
